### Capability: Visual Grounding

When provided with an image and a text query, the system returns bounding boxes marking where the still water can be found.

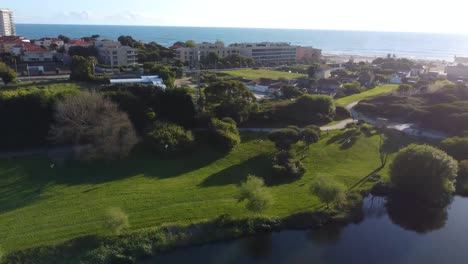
[148,196,468,264]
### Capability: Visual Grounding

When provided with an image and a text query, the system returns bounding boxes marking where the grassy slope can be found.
[0,131,386,252]
[336,84,399,106]
[221,69,306,80]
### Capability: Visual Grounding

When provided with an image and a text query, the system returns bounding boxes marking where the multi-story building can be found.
[233,42,298,65]
[0,9,15,36]
[33,38,65,48]
[95,40,138,66]
[175,42,301,66]
[296,47,322,63]
[175,42,240,66]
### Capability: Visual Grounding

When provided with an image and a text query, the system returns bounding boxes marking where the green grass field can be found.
[336,84,399,106]
[0,131,389,252]
[221,69,306,80]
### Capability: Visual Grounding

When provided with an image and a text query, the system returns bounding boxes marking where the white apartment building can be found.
[0,9,15,36]
[233,42,297,65]
[95,40,138,66]
[33,38,65,48]
[175,42,298,66]
[175,42,240,66]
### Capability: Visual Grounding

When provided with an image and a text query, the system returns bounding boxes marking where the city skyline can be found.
[2,0,468,35]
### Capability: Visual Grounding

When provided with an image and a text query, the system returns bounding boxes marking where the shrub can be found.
[146,121,195,156]
[286,94,336,124]
[268,128,300,150]
[104,208,130,235]
[440,137,468,161]
[390,144,458,203]
[210,118,241,150]
[300,128,320,147]
[272,151,306,178]
[310,176,346,208]
[281,85,303,99]
[335,105,352,120]
[238,175,273,212]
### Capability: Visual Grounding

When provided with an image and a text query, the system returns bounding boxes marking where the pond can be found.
[146,196,468,264]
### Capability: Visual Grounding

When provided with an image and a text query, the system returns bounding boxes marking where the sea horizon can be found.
[16,24,468,61]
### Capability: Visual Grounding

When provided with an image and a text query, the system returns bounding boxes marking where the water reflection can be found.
[306,224,343,246]
[241,233,273,260]
[386,193,450,234]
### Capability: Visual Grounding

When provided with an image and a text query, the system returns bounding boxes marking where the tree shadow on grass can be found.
[326,129,361,150]
[0,144,228,213]
[199,154,273,187]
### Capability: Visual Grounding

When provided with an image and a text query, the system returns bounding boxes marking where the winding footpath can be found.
[241,100,448,140]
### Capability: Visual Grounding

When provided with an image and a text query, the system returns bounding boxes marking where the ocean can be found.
[16,24,468,61]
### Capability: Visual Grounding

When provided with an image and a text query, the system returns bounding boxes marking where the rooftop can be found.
[110,76,167,89]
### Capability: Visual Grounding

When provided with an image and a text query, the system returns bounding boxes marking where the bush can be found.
[390,144,458,202]
[310,176,346,208]
[238,175,273,212]
[281,85,303,99]
[210,118,241,150]
[335,105,352,120]
[300,128,320,146]
[286,94,336,124]
[146,121,195,156]
[104,208,129,235]
[272,151,306,178]
[268,128,300,150]
[440,137,468,161]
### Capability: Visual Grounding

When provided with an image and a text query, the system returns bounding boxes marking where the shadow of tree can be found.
[199,154,273,187]
[0,144,228,214]
[326,129,361,150]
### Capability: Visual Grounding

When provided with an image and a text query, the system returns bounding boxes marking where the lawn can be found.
[0,131,388,252]
[221,69,306,80]
[336,84,399,106]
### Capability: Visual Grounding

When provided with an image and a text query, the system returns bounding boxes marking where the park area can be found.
[336,84,399,106]
[0,130,388,252]
[221,69,306,80]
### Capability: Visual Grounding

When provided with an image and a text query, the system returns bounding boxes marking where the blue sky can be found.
[4,0,468,34]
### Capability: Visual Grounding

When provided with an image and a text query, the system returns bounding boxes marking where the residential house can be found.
[446,64,468,81]
[95,40,138,66]
[316,79,342,96]
[12,43,56,62]
[64,39,94,52]
[33,38,65,48]
[0,36,30,53]
[389,72,411,84]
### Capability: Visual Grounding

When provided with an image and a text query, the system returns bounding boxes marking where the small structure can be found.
[110,76,167,90]
[316,78,342,96]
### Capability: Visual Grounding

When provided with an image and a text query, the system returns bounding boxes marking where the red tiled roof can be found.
[68,39,92,45]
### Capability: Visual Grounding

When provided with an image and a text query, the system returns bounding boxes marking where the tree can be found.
[50,92,138,161]
[398,84,413,94]
[185,40,196,47]
[68,46,98,58]
[307,64,318,78]
[281,85,303,99]
[268,128,300,150]
[300,127,320,148]
[340,82,364,97]
[149,64,176,88]
[310,176,346,208]
[70,55,95,81]
[58,34,70,43]
[238,175,273,213]
[204,81,257,123]
[104,208,129,234]
[287,94,336,124]
[272,150,306,178]
[210,118,241,150]
[117,35,143,48]
[146,121,194,156]
[0,62,16,85]
[390,144,458,203]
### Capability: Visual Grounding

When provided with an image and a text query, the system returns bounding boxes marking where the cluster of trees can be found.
[372,56,414,72]
[268,125,320,178]
[118,36,174,63]
[335,82,364,98]
[209,118,241,150]
[355,83,468,134]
